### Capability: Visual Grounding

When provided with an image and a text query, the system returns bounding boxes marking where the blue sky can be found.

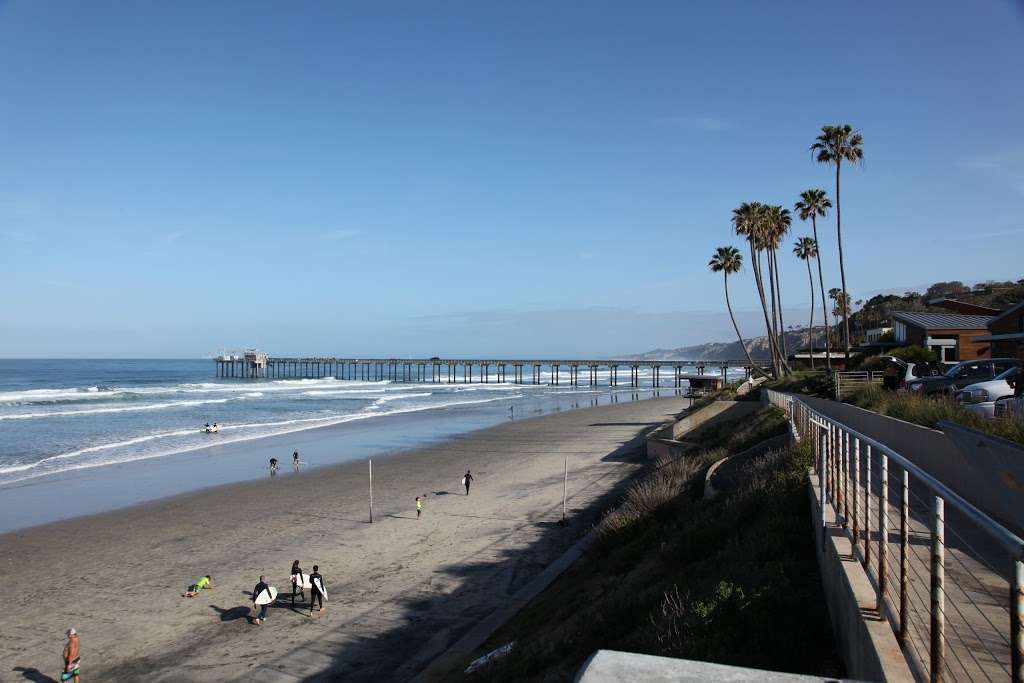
[1,1,1022,357]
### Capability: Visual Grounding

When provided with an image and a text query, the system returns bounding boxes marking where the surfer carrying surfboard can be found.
[292,450,300,469]
[252,575,272,625]
[463,470,474,495]
[289,560,307,607]
[269,458,278,476]
[309,565,327,615]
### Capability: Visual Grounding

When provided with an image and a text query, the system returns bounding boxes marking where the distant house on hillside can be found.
[892,311,993,363]
[972,302,1024,359]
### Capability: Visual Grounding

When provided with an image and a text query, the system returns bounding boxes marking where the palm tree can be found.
[708,246,766,376]
[732,202,783,376]
[793,236,818,369]
[828,288,851,345]
[811,125,863,363]
[795,189,833,369]
[764,205,792,361]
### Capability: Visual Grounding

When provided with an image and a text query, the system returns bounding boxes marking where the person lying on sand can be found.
[182,575,212,597]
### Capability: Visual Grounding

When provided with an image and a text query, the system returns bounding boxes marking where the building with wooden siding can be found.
[971,302,1024,359]
[891,311,993,362]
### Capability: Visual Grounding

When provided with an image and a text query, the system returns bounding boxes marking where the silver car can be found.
[957,366,1021,419]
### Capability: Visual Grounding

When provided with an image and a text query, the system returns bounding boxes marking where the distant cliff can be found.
[630,329,828,361]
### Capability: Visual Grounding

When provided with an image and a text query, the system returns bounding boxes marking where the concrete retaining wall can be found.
[808,473,914,683]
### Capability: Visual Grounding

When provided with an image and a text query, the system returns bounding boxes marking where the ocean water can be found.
[0,359,722,490]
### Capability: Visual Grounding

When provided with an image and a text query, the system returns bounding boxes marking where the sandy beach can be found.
[0,395,689,682]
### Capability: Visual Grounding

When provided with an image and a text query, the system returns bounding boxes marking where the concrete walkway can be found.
[796,395,1015,682]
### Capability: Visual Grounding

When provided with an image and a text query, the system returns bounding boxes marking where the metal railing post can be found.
[1013,558,1024,683]
[842,430,849,529]
[878,455,888,611]
[864,443,871,569]
[900,468,909,646]
[820,429,828,549]
[853,436,860,548]
[931,495,945,682]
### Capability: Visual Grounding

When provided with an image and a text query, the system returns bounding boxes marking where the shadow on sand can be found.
[11,667,58,683]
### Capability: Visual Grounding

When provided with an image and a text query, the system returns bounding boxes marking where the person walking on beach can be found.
[252,575,271,625]
[269,458,278,476]
[61,628,80,683]
[416,496,422,519]
[292,450,300,469]
[182,574,212,598]
[309,564,326,615]
[289,560,306,607]
[463,470,474,495]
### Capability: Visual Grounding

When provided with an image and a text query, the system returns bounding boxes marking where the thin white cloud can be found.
[324,228,363,240]
[162,230,186,244]
[579,251,594,261]
[969,227,1024,239]
[958,148,1024,195]
[656,115,733,132]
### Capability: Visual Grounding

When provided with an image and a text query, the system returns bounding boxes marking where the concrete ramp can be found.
[939,421,1024,537]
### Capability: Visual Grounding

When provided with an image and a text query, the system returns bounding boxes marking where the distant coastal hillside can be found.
[631,329,825,361]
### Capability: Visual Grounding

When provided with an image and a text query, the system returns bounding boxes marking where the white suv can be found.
[957,366,1020,419]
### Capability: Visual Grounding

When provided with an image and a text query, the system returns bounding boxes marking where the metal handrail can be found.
[766,388,1024,683]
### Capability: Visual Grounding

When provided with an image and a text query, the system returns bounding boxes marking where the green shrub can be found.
[763,370,833,398]
[890,344,937,363]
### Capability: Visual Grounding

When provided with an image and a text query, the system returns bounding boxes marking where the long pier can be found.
[214,352,768,388]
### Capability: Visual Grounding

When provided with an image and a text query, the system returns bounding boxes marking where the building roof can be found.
[926,298,1003,315]
[892,311,993,330]
[989,301,1024,327]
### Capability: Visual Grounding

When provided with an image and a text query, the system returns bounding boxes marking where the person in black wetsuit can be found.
[290,560,306,607]
[293,450,300,469]
[252,575,271,625]
[309,564,326,615]
[269,458,278,476]
[463,470,474,495]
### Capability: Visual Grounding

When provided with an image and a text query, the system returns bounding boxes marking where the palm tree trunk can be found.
[750,244,780,377]
[812,215,831,370]
[766,251,779,370]
[774,249,789,360]
[836,162,852,364]
[805,257,815,370]
[724,272,770,379]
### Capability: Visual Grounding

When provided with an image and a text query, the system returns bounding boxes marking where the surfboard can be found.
[293,572,312,590]
[254,586,278,605]
[312,576,328,602]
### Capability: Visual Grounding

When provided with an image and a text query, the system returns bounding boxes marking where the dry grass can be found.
[848,385,1024,445]
[464,409,839,681]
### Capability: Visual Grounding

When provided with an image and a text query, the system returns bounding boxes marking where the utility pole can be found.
[561,457,568,525]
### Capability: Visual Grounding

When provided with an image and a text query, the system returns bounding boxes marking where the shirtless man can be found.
[62,628,81,683]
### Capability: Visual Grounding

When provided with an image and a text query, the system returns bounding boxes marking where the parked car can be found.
[956,366,1021,418]
[906,358,1023,396]
[879,356,944,390]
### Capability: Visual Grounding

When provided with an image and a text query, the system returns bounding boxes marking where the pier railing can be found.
[767,388,1024,682]
[214,355,770,387]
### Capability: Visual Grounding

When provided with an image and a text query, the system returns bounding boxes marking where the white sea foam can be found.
[0,397,233,421]
[0,392,523,485]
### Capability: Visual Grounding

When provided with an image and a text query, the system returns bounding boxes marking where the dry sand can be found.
[0,396,689,682]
